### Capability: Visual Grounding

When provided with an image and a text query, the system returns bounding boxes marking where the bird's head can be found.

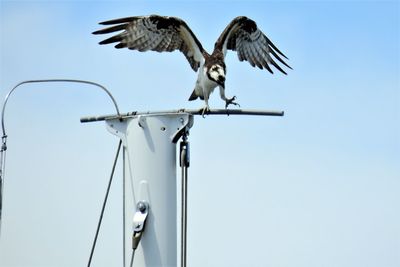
[207,64,226,88]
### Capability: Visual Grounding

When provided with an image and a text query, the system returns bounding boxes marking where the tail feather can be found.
[188,90,198,101]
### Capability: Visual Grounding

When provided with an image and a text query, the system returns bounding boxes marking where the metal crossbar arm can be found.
[80,108,284,123]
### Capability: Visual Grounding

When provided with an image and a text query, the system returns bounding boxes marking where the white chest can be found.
[197,66,218,93]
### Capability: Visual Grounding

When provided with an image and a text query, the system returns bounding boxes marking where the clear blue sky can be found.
[0,1,399,267]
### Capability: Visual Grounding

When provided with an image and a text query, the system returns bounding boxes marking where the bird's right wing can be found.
[93,15,205,71]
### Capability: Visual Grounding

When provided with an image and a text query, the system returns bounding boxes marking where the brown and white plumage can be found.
[217,16,291,74]
[93,15,291,114]
[93,15,205,71]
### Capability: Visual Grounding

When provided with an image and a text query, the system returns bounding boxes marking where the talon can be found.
[200,106,210,118]
[225,96,240,109]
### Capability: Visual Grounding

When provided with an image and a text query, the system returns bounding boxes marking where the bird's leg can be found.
[200,97,210,118]
[201,105,210,118]
[225,96,240,109]
[219,86,240,109]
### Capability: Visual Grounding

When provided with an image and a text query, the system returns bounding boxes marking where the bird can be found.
[93,15,291,116]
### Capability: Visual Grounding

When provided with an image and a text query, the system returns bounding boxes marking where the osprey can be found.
[93,15,291,115]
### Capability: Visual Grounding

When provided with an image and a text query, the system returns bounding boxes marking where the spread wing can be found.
[93,15,205,71]
[216,16,292,74]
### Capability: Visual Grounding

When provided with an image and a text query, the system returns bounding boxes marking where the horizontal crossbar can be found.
[80,108,284,123]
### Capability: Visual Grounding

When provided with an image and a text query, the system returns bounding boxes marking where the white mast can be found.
[106,113,193,267]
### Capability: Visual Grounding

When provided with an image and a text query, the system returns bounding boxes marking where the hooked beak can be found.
[218,75,225,88]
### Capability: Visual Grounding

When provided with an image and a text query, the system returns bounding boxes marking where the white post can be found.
[106,113,193,267]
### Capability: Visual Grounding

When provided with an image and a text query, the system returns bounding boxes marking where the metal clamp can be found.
[132,201,149,250]
[180,134,190,168]
[1,135,7,152]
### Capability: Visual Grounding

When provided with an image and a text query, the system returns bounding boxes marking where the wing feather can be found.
[251,45,264,69]
[153,35,167,51]
[93,15,205,71]
[248,47,260,68]
[216,16,291,74]
[237,47,245,61]
[268,45,292,69]
[253,45,268,69]
[243,46,255,67]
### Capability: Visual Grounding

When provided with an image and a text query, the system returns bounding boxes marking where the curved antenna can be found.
[1,79,121,137]
[0,79,121,237]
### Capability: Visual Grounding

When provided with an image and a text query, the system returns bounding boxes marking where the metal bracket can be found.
[105,119,128,146]
[132,201,149,250]
[138,115,146,128]
[171,114,193,143]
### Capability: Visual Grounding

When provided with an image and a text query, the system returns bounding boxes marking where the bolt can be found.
[137,202,147,213]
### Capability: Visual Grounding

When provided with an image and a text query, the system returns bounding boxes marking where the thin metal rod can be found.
[87,140,122,267]
[80,108,284,123]
[181,165,188,267]
[122,147,126,267]
[129,250,135,267]
[1,79,121,137]
[180,139,189,267]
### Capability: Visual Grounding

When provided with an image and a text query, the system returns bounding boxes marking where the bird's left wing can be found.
[93,15,205,71]
[216,16,292,74]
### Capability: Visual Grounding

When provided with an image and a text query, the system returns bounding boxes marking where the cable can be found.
[129,249,135,267]
[122,151,126,267]
[87,140,122,267]
[0,136,6,236]
[180,135,189,267]
[0,79,121,239]
[1,79,120,137]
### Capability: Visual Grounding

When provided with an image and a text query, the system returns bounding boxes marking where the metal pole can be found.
[106,113,193,267]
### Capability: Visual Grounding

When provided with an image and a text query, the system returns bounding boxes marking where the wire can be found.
[0,137,6,236]
[0,79,121,239]
[122,151,126,267]
[1,79,121,137]
[180,136,189,267]
[129,250,135,267]
[87,140,122,267]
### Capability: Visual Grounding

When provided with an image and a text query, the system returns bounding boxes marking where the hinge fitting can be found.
[132,201,149,250]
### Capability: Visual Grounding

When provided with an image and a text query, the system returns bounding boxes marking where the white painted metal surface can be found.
[107,113,193,267]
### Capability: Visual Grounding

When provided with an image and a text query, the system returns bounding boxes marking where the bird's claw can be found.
[200,106,210,118]
[225,96,240,109]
